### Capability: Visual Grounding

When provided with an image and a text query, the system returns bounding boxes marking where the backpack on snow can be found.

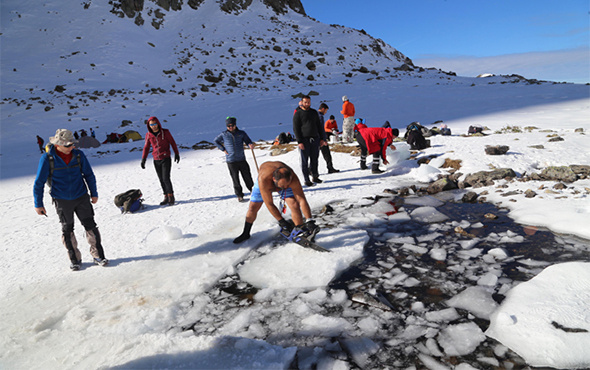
[114,189,143,213]
[468,125,483,135]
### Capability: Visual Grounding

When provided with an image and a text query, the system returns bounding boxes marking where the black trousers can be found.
[299,137,320,182]
[320,145,335,171]
[227,160,254,197]
[154,157,173,194]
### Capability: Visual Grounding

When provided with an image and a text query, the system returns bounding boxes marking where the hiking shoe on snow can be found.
[372,168,384,174]
[94,258,109,267]
[328,168,340,174]
[70,262,81,271]
[237,196,244,202]
[312,177,323,184]
[304,181,314,187]
[159,196,169,206]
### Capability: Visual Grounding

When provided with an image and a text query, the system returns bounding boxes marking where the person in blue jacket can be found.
[33,129,108,271]
[214,117,255,202]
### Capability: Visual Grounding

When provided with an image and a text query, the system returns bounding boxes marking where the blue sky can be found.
[301,0,589,83]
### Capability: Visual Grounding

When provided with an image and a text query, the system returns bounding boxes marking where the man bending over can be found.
[233,161,319,243]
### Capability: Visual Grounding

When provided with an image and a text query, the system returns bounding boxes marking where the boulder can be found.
[540,166,577,183]
[461,191,479,203]
[427,178,458,194]
[462,168,517,188]
[485,145,509,155]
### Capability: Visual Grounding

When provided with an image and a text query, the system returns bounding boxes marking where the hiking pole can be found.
[250,147,259,172]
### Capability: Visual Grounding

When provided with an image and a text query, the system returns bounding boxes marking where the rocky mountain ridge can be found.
[2,0,419,99]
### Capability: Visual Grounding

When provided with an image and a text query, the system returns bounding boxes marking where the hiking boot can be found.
[237,196,244,202]
[159,195,169,206]
[328,168,340,174]
[360,163,368,170]
[94,257,109,266]
[312,177,323,184]
[70,261,81,271]
[168,193,175,205]
[372,168,384,174]
[304,181,314,187]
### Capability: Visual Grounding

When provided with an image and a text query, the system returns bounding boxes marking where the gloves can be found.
[140,159,146,169]
[174,154,180,163]
[278,218,293,234]
[300,219,320,240]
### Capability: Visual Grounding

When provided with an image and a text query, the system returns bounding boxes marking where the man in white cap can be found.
[340,95,356,143]
[33,129,108,271]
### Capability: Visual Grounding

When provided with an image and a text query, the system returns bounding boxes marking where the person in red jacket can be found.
[355,127,399,173]
[141,116,180,205]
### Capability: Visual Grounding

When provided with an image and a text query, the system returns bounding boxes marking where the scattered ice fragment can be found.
[300,314,352,336]
[487,248,509,260]
[340,337,380,368]
[411,206,449,223]
[357,317,380,336]
[446,286,498,320]
[418,353,451,370]
[430,248,447,261]
[437,322,486,356]
[477,273,498,287]
[404,195,444,207]
[425,308,460,322]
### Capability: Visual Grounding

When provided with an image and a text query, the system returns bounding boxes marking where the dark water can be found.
[181,195,590,369]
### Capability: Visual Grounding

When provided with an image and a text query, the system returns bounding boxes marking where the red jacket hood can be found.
[147,116,162,135]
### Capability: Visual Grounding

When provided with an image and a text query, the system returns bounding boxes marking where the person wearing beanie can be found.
[214,116,255,202]
[340,95,356,143]
[141,116,180,206]
[33,129,108,271]
[355,126,399,174]
[353,117,367,131]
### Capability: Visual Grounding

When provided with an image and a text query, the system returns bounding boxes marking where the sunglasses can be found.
[149,123,159,126]
[64,143,74,148]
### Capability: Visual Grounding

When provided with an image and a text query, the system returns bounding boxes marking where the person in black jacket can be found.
[293,95,327,186]
[317,103,339,174]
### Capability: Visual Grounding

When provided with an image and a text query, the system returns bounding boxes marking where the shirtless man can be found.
[233,161,319,243]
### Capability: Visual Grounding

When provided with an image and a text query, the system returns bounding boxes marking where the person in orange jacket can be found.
[340,95,356,143]
[324,115,339,140]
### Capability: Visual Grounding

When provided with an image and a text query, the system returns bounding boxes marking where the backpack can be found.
[275,132,292,145]
[468,125,483,134]
[114,189,143,213]
[45,145,82,189]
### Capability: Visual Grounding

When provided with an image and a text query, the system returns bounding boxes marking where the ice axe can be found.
[250,146,259,172]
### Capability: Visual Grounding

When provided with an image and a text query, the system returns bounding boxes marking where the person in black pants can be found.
[293,95,328,187]
[214,117,255,202]
[317,103,339,174]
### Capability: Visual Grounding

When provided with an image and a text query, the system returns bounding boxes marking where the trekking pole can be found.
[250,147,259,172]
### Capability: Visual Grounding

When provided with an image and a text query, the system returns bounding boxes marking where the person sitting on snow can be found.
[355,127,399,173]
[233,161,319,244]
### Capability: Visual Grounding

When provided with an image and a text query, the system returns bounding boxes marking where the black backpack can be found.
[114,189,143,213]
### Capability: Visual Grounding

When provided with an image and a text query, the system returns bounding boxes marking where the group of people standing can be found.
[33,94,399,270]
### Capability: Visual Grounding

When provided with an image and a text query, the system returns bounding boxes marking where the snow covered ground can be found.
[1,83,590,368]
